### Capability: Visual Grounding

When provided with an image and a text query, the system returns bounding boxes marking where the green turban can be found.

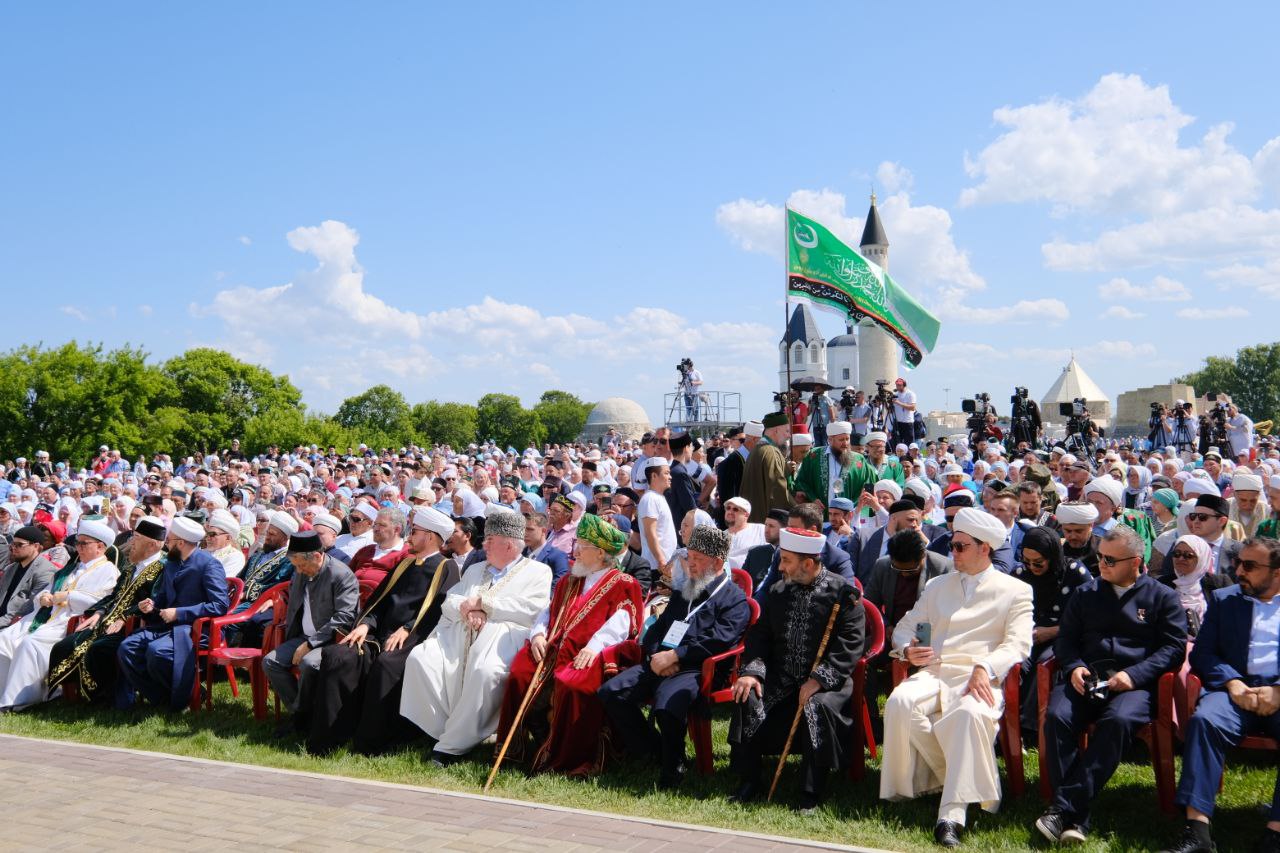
[576,512,627,556]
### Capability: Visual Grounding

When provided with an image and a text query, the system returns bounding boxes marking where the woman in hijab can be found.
[1012,525,1093,737]
[55,497,81,534]
[450,486,487,520]
[1150,488,1183,562]
[1163,533,1232,636]
[1123,465,1153,514]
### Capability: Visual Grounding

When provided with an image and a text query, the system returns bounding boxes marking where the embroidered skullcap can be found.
[687,524,732,562]
[577,512,628,556]
[484,508,526,540]
[951,508,1008,549]
[779,526,825,555]
[1055,501,1099,525]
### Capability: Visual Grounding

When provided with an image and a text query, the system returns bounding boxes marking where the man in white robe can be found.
[880,507,1033,848]
[0,519,120,710]
[400,508,551,764]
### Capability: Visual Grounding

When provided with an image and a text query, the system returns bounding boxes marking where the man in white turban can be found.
[1084,477,1156,563]
[880,507,1033,847]
[204,508,246,578]
[1229,471,1267,537]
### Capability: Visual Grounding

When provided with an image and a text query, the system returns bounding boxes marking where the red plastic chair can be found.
[200,582,289,720]
[687,568,755,775]
[891,657,1027,797]
[188,578,278,714]
[1035,653,1179,813]
[1179,664,1278,795]
[849,600,886,781]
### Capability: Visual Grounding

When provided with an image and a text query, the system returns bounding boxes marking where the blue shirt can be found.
[1247,596,1280,679]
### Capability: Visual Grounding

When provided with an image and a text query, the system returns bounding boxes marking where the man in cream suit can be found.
[880,507,1033,848]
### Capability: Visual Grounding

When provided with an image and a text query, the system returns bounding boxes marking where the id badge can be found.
[661,620,690,649]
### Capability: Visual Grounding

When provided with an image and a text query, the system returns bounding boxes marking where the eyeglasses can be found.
[950,541,974,553]
[1099,553,1140,567]
[1238,559,1275,573]
[1186,513,1221,523]
[1170,550,1197,560]
[654,439,669,445]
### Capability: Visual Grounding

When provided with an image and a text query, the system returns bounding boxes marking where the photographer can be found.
[1148,404,1173,451]
[1010,387,1041,449]
[678,359,702,420]
[807,387,838,447]
[847,389,871,444]
[891,378,917,449]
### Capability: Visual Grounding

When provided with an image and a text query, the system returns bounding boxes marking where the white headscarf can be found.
[451,486,487,519]
[1171,533,1213,621]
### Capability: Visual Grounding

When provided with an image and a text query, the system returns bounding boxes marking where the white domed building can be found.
[579,396,653,443]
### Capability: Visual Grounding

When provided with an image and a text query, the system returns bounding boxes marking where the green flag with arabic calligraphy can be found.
[786,206,940,367]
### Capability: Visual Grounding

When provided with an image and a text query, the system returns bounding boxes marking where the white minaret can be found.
[856,193,900,392]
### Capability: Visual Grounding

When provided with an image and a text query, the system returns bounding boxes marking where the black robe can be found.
[729,569,864,781]
[305,553,459,756]
[1062,534,1101,577]
[47,554,165,703]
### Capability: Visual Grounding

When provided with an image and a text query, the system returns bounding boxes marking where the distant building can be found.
[1041,356,1111,428]
[1114,383,1197,437]
[579,396,652,443]
[778,302,826,391]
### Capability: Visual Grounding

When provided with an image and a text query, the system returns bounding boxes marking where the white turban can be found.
[169,516,206,545]
[412,506,455,541]
[351,503,380,522]
[744,421,764,438]
[268,511,299,536]
[952,508,1009,549]
[207,509,240,537]
[76,518,116,547]
[779,527,825,555]
[1056,502,1099,525]
[865,431,889,445]
[1182,478,1221,498]
[792,433,813,447]
[1084,477,1123,509]
[827,421,852,437]
[1270,475,1280,491]
[904,478,932,501]
[1233,472,1264,493]
[873,480,903,501]
[311,513,342,534]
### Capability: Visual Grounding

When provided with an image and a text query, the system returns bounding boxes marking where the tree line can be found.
[0,343,593,464]
[1174,342,1280,426]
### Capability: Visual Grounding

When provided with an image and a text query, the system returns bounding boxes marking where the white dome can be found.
[581,397,653,442]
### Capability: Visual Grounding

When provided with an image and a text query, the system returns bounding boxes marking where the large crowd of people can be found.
[1,393,1279,852]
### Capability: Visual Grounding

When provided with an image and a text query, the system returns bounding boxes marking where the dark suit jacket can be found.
[1191,585,1280,690]
[640,573,750,671]
[529,542,570,584]
[1158,538,1242,583]
[1055,574,1187,690]
[618,549,655,596]
[284,555,360,648]
[665,460,699,532]
[741,544,775,591]
[753,540,854,604]
[856,523,947,582]
[863,551,952,631]
[715,451,746,508]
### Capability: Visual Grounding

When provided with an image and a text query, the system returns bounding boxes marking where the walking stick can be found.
[484,651,549,793]
[767,600,841,802]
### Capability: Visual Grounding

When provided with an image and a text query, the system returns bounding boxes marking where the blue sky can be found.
[5,5,1280,426]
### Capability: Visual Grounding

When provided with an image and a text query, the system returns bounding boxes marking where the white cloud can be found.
[1097,275,1191,302]
[1175,306,1249,320]
[195,220,780,414]
[1100,305,1145,320]
[876,161,914,194]
[950,298,1070,325]
[238,235,252,246]
[60,305,88,322]
[1207,257,1280,299]
[138,304,153,316]
[961,73,1261,217]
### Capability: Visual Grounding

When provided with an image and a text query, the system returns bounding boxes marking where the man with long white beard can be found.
[599,524,751,788]
[400,508,552,765]
[494,514,643,777]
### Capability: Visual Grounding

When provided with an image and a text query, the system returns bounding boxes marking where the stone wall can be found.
[1113,382,1196,436]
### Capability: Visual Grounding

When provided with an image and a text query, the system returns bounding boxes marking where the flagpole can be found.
[783,206,792,412]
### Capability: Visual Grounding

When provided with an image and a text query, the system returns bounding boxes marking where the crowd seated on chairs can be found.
[5,423,1280,850]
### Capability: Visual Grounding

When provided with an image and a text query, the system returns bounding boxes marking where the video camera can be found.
[1011,386,1029,406]
[872,379,896,408]
[1058,398,1087,419]
[961,392,992,416]
[771,389,794,412]
[676,357,693,377]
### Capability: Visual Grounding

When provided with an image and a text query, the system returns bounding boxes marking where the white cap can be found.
[566,492,587,510]
[866,431,888,445]
[1233,472,1264,493]
[792,433,813,447]
[943,464,965,478]
[1183,478,1222,498]
[952,508,1009,549]
[206,509,240,536]
[827,421,852,437]
[411,482,434,501]
[169,516,206,545]
[268,511,299,535]
[744,421,764,438]
[725,496,752,514]
[76,518,116,546]
[779,526,825,555]
[311,513,342,534]
[351,503,380,522]
[1056,502,1099,525]
[873,480,903,501]
[903,478,932,501]
[1083,477,1123,509]
[412,506,455,541]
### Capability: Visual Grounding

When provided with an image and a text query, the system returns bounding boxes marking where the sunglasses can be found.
[950,541,974,553]
[1238,559,1275,573]
[1170,550,1197,560]
[1099,553,1140,567]
[1186,513,1221,523]
[1022,556,1049,571]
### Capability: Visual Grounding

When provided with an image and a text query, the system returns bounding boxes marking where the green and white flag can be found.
[786,206,940,367]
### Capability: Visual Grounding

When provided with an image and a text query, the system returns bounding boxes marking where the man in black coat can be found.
[1157,494,1242,582]
[664,431,699,538]
[713,426,749,526]
[1036,526,1187,845]
[598,525,750,788]
[753,504,853,604]
[730,526,865,811]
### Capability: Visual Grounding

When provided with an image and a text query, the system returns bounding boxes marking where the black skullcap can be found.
[135,518,167,542]
[1195,494,1229,517]
[13,525,44,544]
[766,508,791,525]
[889,499,921,515]
[288,530,323,553]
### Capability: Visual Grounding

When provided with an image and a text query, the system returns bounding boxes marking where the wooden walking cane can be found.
[767,600,841,802]
[484,651,548,792]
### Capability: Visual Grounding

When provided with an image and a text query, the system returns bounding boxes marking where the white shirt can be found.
[1248,596,1280,678]
[529,567,630,653]
[637,490,677,568]
[892,388,917,424]
[726,522,767,569]
[335,530,373,558]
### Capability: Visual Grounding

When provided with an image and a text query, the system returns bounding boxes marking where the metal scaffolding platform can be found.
[662,390,741,435]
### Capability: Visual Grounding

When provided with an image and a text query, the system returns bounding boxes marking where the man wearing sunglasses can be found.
[1162,538,1280,853]
[1037,526,1187,845]
[1158,495,1241,582]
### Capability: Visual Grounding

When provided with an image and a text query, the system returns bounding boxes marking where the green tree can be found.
[412,400,478,448]
[158,348,302,452]
[334,384,415,441]
[476,393,546,450]
[533,390,593,445]
[1177,344,1280,424]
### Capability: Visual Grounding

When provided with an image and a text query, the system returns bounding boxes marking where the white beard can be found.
[570,561,595,578]
[680,567,723,601]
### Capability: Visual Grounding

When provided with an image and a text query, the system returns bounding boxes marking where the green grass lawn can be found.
[0,684,1274,852]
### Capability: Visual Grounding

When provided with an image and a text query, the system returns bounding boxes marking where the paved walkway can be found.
[0,734,889,852]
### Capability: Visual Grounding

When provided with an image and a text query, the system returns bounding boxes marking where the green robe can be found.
[842,454,905,498]
[740,438,792,524]
[1117,508,1157,564]
[1258,518,1280,540]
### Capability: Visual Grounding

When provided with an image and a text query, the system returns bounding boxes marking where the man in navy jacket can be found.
[116,516,229,710]
[753,503,853,603]
[1037,526,1187,845]
[1162,538,1280,853]
[599,525,750,788]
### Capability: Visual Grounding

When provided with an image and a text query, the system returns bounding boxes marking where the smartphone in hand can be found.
[914,621,932,647]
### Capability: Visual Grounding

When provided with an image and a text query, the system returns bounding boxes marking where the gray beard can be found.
[680,568,722,601]
[834,448,855,468]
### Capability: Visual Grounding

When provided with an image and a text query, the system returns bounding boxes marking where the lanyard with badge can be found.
[661,573,730,649]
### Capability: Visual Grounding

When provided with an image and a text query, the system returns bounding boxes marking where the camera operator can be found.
[1148,403,1173,451]
[1010,387,1041,449]
[1169,400,1197,453]
[847,389,871,445]
[806,387,838,447]
[1226,402,1254,459]
[678,358,702,420]
[891,377,917,449]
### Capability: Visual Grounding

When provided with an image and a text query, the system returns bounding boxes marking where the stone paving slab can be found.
[0,734,893,852]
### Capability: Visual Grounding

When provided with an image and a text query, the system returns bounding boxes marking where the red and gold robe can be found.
[496,567,642,776]
[349,543,410,587]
